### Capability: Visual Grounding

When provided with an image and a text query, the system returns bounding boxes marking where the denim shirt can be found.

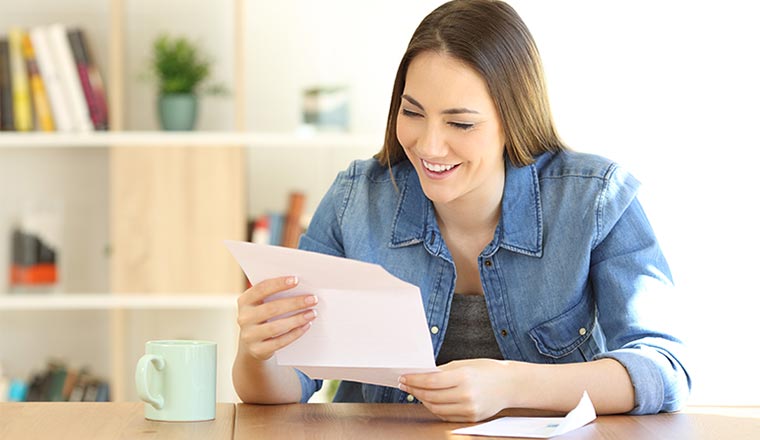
[296,151,690,414]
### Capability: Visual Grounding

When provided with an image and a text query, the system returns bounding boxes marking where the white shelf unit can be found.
[0,293,238,310]
[0,0,384,404]
[0,131,383,149]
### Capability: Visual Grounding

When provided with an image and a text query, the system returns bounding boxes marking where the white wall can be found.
[511,0,760,405]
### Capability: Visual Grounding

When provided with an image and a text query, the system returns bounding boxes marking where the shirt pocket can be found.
[528,293,598,362]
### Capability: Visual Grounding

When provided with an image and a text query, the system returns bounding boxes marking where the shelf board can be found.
[0,293,238,310]
[0,131,383,149]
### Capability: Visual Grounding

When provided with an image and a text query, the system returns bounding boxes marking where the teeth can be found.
[422,160,456,173]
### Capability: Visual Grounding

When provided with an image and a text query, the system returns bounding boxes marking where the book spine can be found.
[30,27,73,132]
[48,24,93,132]
[21,33,55,131]
[8,28,33,131]
[0,39,14,130]
[67,29,108,130]
[282,192,306,248]
[268,212,284,246]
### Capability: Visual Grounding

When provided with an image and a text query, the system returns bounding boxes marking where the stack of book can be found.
[2,360,110,402]
[10,227,58,289]
[248,191,307,249]
[0,25,108,132]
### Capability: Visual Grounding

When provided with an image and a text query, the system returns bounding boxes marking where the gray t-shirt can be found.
[436,293,503,365]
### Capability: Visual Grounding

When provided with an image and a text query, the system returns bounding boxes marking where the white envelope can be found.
[224,240,438,387]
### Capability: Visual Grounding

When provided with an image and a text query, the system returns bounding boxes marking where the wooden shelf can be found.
[0,131,383,149]
[0,293,238,310]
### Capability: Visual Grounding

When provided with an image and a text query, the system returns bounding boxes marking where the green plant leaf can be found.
[149,34,220,95]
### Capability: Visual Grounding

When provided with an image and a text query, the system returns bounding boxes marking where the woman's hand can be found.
[399,359,520,422]
[237,276,318,361]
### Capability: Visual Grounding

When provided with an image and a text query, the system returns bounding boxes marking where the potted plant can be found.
[149,34,224,130]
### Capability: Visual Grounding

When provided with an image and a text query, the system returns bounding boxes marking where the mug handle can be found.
[135,354,166,410]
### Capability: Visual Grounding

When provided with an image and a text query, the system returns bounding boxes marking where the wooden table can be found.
[0,403,235,440]
[2,402,759,439]
[234,403,760,440]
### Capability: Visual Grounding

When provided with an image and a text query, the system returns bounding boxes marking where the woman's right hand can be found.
[237,276,318,361]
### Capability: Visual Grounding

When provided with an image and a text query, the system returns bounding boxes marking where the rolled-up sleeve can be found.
[590,165,691,414]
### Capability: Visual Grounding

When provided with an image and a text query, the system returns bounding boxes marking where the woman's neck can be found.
[433,168,505,239]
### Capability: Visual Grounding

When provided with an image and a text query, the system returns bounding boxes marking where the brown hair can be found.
[376,0,565,169]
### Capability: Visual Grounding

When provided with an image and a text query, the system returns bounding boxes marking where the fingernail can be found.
[398,376,406,384]
[398,383,407,392]
[286,276,298,285]
[305,295,317,305]
[304,309,317,320]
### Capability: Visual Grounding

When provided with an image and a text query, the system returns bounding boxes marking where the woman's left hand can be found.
[399,359,519,422]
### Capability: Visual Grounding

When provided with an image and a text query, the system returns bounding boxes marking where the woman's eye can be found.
[449,121,474,131]
[401,109,422,118]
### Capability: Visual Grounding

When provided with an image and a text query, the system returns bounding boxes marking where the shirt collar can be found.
[389,156,544,258]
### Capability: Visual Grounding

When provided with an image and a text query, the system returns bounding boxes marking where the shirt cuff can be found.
[295,368,322,403]
[594,348,664,414]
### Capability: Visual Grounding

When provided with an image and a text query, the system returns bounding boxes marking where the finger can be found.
[238,276,299,307]
[251,308,318,341]
[420,401,478,422]
[400,370,459,391]
[399,383,461,404]
[239,294,318,327]
[256,294,318,323]
[250,322,313,360]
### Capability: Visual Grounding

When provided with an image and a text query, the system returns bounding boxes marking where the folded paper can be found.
[224,240,438,387]
[452,391,597,438]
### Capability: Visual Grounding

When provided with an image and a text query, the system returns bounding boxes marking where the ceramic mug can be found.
[135,340,217,421]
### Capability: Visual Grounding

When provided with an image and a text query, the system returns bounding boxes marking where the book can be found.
[251,215,270,245]
[46,364,68,401]
[47,24,93,132]
[281,191,306,248]
[61,369,80,401]
[268,212,284,246]
[30,26,73,132]
[0,39,13,130]
[10,228,58,286]
[82,381,100,402]
[95,382,110,402]
[21,33,55,131]
[67,28,108,130]
[8,28,33,131]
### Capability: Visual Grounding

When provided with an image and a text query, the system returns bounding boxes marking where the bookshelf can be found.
[1,0,246,404]
[0,0,384,404]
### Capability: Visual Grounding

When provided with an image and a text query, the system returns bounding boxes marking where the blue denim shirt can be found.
[296,151,690,414]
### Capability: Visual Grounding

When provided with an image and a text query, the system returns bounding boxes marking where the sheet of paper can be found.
[224,240,438,387]
[451,391,596,438]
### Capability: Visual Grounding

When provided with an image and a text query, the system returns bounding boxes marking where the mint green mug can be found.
[135,340,217,422]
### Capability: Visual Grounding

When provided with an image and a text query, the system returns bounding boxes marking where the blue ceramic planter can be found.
[158,93,198,131]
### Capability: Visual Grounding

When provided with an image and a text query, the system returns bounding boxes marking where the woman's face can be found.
[396,51,506,207]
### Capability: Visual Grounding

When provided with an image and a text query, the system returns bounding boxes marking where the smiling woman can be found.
[233,0,690,423]
[396,51,507,210]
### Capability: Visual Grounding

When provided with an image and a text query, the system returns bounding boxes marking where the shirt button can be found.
[500,329,508,337]
[484,260,493,267]
[579,327,587,336]
[430,326,439,335]
[406,394,415,402]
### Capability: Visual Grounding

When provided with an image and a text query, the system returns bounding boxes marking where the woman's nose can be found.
[416,124,447,158]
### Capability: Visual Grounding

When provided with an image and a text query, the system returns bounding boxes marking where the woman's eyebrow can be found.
[401,94,480,115]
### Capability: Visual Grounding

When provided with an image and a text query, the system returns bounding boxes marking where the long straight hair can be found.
[376,0,565,169]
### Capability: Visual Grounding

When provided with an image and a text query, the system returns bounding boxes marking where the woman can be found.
[233,0,690,422]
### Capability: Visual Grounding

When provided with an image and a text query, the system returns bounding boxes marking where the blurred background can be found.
[0,0,757,406]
